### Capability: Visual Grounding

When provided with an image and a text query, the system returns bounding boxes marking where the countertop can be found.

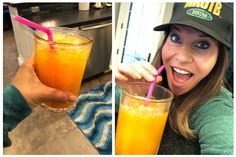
[8,3,112,27]
[3,106,99,155]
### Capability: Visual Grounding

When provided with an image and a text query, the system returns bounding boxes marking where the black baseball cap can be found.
[154,2,233,48]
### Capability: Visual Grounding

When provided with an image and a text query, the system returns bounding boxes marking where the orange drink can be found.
[115,82,173,154]
[34,27,93,112]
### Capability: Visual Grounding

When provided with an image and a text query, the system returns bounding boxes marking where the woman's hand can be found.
[115,61,162,85]
[11,53,77,109]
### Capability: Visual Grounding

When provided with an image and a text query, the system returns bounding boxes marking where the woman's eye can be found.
[195,41,209,49]
[170,33,181,44]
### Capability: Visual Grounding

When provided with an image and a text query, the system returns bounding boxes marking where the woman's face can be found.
[162,25,219,95]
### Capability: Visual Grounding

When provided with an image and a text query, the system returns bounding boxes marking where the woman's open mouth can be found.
[172,67,193,84]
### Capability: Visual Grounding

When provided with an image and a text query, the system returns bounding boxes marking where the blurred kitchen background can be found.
[4,2,112,89]
[3,2,112,154]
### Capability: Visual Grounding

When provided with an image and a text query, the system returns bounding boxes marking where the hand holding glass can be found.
[34,27,93,112]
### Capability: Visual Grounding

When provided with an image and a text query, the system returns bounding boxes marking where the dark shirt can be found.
[3,84,32,147]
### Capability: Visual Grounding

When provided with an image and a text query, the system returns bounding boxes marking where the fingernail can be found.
[156,76,162,83]
[134,73,142,79]
[148,75,155,81]
[151,70,158,75]
[69,94,76,102]
[122,76,128,81]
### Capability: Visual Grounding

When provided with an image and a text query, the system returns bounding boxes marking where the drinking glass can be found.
[34,27,93,112]
[115,82,174,154]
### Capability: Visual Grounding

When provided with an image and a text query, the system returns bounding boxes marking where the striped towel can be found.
[67,81,112,155]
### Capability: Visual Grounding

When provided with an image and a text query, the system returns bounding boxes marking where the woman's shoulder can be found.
[207,86,232,105]
[190,86,233,127]
[218,86,233,104]
[189,86,233,154]
[192,86,232,116]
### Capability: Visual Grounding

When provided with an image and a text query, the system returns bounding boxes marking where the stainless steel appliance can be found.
[79,20,112,79]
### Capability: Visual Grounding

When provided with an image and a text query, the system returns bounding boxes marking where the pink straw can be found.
[145,65,165,105]
[14,15,54,49]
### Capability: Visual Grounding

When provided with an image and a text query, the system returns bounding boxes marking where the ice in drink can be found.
[115,82,173,155]
[34,28,93,112]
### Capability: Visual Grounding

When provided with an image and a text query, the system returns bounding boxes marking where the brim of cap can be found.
[153,21,231,48]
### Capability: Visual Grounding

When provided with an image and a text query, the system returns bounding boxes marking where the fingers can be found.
[40,86,77,103]
[115,71,128,82]
[116,61,159,83]
[139,62,157,75]
[130,62,155,81]
[155,76,163,84]
[117,64,141,79]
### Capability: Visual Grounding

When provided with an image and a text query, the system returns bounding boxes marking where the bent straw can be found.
[14,15,54,49]
[145,65,165,105]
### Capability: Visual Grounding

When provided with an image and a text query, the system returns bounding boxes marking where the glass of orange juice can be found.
[34,27,93,112]
[115,82,174,155]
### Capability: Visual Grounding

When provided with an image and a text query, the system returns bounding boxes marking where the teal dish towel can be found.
[68,81,112,155]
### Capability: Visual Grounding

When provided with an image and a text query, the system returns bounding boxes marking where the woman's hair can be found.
[152,30,229,139]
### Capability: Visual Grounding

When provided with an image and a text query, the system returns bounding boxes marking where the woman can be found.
[116,3,233,154]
